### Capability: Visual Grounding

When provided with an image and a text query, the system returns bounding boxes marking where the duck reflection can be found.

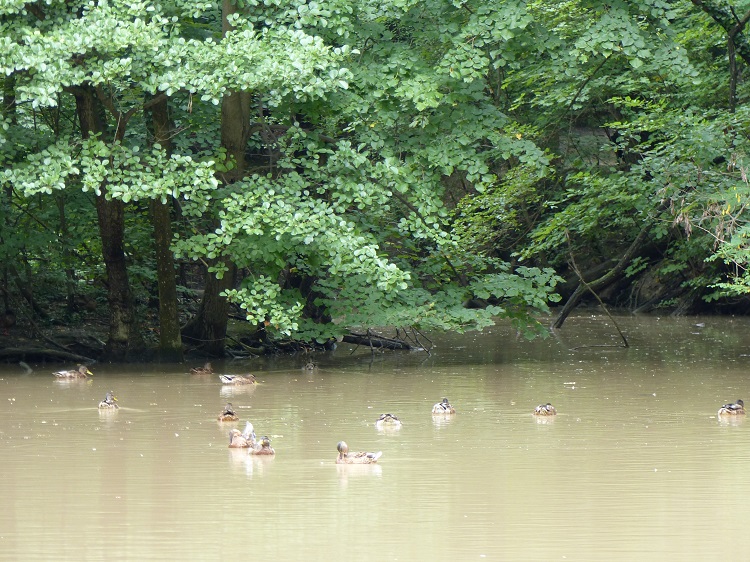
[228,448,275,477]
[717,414,746,426]
[220,383,257,398]
[98,407,119,424]
[431,414,455,429]
[336,463,383,487]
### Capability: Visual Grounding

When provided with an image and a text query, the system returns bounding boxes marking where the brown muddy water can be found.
[1,314,749,561]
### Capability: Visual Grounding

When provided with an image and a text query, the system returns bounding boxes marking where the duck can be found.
[717,399,745,416]
[229,422,255,449]
[251,436,275,456]
[336,441,382,464]
[191,362,213,375]
[217,402,239,422]
[431,397,456,415]
[375,413,402,428]
[98,391,119,409]
[228,429,251,448]
[228,422,257,449]
[219,374,256,385]
[52,364,93,379]
[533,403,557,416]
[302,361,317,371]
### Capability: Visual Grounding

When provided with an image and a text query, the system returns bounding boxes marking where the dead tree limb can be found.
[553,223,651,329]
[343,331,417,351]
[564,232,629,348]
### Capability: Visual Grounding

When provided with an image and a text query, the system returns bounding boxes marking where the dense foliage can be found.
[3,0,750,359]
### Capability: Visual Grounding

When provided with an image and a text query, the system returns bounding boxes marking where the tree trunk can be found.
[182,261,236,355]
[94,192,143,359]
[3,75,16,125]
[182,0,248,356]
[148,95,183,362]
[150,198,183,361]
[74,85,143,360]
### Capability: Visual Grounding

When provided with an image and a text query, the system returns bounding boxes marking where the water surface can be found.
[1,314,749,560]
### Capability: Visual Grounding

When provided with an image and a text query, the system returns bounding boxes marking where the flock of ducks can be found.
[227,422,275,455]
[50,363,748,463]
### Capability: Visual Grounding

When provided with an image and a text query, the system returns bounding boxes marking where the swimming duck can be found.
[52,365,93,379]
[533,403,557,416]
[191,362,213,375]
[228,429,251,448]
[219,374,256,385]
[375,413,402,428]
[431,398,456,415]
[98,391,119,409]
[251,436,275,456]
[336,441,382,464]
[217,402,239,422]
[717,399,745,416]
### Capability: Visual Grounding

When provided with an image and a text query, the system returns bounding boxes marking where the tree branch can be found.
[692,0,750,65]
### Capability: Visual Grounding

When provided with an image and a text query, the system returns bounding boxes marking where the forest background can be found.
[2,0,750,363]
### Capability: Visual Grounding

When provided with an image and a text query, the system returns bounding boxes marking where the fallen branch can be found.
[558,231,629,348]
[343,331,418,351]
[0,347,95,363]
[553,223,651,329]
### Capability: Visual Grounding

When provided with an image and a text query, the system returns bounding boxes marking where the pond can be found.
[1,314,749,560]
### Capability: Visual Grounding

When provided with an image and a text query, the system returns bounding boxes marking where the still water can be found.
[1,314,749,561]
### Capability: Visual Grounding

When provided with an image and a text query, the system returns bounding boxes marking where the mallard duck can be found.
[718,399,745,416]
[251,436,275,456]
[217,402,239,422]
[228,429,250,448]
[375,413,402,428]
[52,364,93,379]
[219,374,256,385]
[336,441,382,464]
[533,403,557,416]
[98,391,119,410]
[431,397,456,415]
[191,362,213,375]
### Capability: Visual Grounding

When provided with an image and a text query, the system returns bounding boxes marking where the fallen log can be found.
[342,332,422,351]
[0,347,94,364]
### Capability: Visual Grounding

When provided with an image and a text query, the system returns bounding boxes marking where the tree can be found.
[1,0,348,356]
[148,94,183,361]
[3,0,582,360]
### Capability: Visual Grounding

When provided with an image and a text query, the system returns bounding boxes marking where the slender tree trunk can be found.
[74,85,143,360]
[2,75,17,320]
[150,198,182,361]
[182,0,247,356]
[148,95,183,361]
[3,75,16,125]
